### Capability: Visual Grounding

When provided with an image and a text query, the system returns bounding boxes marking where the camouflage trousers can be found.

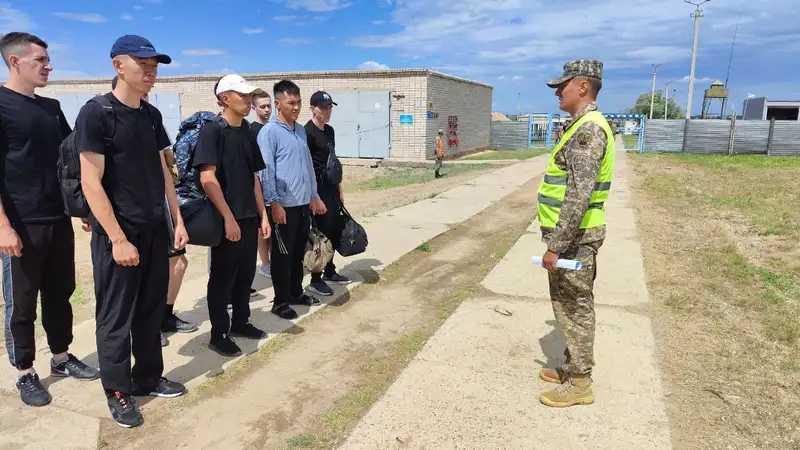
[434,156,443,172]
[547,240,603,377]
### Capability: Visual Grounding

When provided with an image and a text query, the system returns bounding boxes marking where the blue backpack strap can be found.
[88,95,116,147]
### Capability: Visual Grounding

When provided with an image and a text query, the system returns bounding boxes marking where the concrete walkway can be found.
[339,151,673,449]
[0,155,549,449]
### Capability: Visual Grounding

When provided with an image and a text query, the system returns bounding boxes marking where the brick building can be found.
[37,69,493,161]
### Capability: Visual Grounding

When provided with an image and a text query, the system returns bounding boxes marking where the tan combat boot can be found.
[539,375,594,408]
[539,367,567,384]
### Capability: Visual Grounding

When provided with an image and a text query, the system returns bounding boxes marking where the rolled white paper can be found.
[531,256,582,270]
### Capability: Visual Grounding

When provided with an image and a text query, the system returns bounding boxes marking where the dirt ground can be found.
[100,170,542,449]
[629,153,800,450]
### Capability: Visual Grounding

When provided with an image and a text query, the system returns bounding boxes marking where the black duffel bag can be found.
[338,204,368,256]
[179,192,223,247]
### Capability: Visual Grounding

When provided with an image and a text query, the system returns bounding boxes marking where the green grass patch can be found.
[666,153,800,170]
[416,241,431,252]
[621,134,640,149]
[70,283,86,306]
[462,150,547,160]
[351,164,491,191]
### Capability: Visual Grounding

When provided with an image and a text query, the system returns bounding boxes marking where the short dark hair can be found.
[0,32,48,67]
[273,79,300,97]
[111,75,118,90]
[251,88,270,105]
[587,78,602,97]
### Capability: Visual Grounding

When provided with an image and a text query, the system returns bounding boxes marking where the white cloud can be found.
[153,16,165,20]
[349,0,800,111]
[283,0,352,12]
[274,15,298,21]
[0,4,34,32]
[161,61,183,69]
[242,27,264,34]
[356,61,390,70]
[182,48,229,56]
[141,0,162,3]
[278,37,314,45]
[204,68,233,75]
[679,76,714,84]
[134,5,143,10]
[372,20,386,25]
[121,13,133,21]
[52,12,106,23]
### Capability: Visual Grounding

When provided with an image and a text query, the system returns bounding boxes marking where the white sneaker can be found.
[257,263,271,278]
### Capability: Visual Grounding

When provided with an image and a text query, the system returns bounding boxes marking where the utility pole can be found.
[685,0,710,119]
[664,80,675,119]
[649,64,661,119]
[516,92,520,118]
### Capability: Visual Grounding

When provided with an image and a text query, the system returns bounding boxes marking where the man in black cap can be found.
[304,91,351,297]
[75,34,188,428]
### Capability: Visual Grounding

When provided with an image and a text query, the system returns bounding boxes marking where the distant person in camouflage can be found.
[536,59,615,408]
[434,129,445,178]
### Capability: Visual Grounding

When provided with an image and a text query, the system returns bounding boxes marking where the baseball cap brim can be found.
[546,75,573,88]
[315,99,338,107]
[121,49,172,64]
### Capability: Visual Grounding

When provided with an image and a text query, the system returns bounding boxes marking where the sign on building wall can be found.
[400,114,414,124]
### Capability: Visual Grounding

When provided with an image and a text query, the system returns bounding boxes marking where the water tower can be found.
[701,80,729,118]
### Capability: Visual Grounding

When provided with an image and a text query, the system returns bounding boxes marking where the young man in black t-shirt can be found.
[249,88,273,279]
[194,74,271,357]
[76,35,188,428]
[0,32,100,408]
[304,91,352,296]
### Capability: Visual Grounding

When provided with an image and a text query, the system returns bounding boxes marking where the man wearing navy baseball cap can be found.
[75,34,187,428]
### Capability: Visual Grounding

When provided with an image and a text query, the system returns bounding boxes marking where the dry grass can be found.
[629,153,800,450]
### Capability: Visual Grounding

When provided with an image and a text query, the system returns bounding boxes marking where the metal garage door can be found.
[147,92,182,142]
[328,91,391,158]
[57,92,183,142]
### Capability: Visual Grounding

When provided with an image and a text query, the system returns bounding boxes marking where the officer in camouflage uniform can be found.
[536,60,615,408]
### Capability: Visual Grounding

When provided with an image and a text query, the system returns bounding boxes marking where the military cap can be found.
[546,59,603,88]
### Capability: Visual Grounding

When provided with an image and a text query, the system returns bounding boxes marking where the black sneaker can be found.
[323,273,352,284]
[209,334,243,356]
[290,293,322,306]
[308,279,333,296]
[230,322,267,339]
[50,353,100,380]
[108,391,142,428]
[271,303,299,320]
[16,372,52,407]
[160,332,169,347]
[131,377,186,398]
[250,288,258,297]
[162,314,199,333]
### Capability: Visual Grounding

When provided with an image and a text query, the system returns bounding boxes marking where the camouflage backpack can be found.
[173,111,222,202]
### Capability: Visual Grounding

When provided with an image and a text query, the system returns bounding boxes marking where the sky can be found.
[1,0,799,115]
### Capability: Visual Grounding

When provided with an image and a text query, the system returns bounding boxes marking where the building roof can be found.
[41,68,494,89]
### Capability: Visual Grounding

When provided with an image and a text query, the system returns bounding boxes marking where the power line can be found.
[685,0,710,119]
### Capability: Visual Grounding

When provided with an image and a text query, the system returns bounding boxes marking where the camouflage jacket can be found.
[541,103,608,253]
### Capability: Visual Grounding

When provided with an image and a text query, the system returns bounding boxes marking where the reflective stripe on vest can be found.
[536,110,615,229]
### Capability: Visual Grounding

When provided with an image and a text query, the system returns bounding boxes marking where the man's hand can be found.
[224,216,241,242]
[260,214,271,240]
[542,250,559,271]
[310,198,327,215]
[80,218,92,232]
[271,203,287,225]
[0,224,22,257]
[339,189,344,205]
[174,224,189,250]
[113,240,139,266]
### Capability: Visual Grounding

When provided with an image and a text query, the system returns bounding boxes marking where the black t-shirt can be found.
[304,120,335,181]
[250,121,264,142]
[75,93,171,233]
[193,120,266,220]
[0,87,72,226]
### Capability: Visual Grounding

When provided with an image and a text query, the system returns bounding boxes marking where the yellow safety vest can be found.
[537,110,615,229]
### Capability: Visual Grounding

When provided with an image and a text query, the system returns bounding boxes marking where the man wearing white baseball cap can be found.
[193,74,271,357]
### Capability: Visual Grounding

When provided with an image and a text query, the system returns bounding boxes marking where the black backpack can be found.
[57,95,157,218]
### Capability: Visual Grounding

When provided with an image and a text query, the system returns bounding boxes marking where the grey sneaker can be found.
[16,372,51,407]
[50,353,100,381]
